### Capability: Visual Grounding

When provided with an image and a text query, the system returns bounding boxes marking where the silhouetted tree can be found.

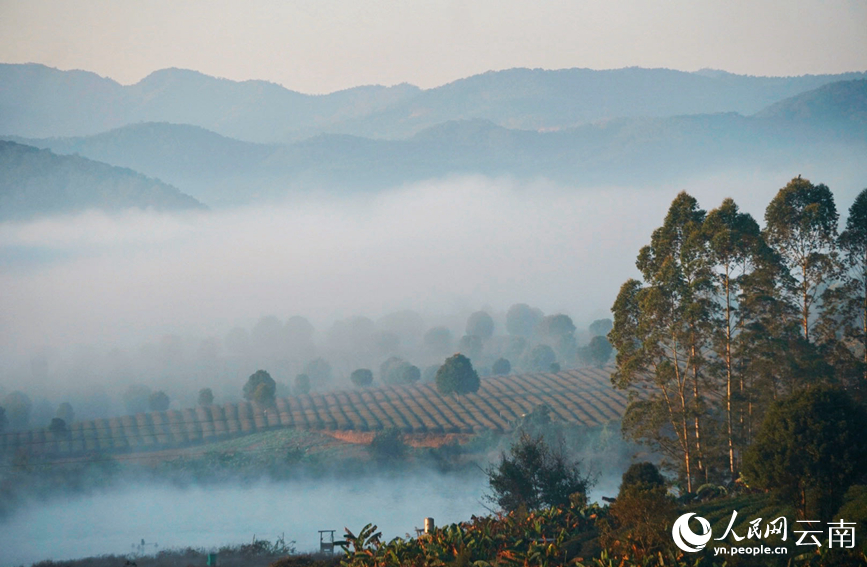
[0,406,7,432]
[380,357,420,385]
[350,368,374,388]
[369,428,408,461]
[524,344,556,372]
[48,417,68,436]
[148,390,170,411]
[466,311,494,340]
[492,357,511,375]
[243,370,276,406]
[435,353,480,395]
[197,388,214,407]
[588,318,613,337]
[538,314,576,338]
[487,433,592,512]
[742,386,867,521]
[578,336,613,368]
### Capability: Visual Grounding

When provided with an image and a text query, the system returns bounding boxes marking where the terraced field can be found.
[0,367,624,457]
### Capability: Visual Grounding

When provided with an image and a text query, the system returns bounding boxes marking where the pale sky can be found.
[1,0,866,94]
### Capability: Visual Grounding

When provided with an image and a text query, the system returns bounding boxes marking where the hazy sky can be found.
[1,0,865,93]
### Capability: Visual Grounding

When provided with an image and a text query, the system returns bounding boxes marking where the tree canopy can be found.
[243,369,276,406]
[435,353,480,395]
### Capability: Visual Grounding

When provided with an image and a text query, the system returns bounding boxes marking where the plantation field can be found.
[0,367,624,457]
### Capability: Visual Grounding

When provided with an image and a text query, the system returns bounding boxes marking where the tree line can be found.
[609,176,867,492]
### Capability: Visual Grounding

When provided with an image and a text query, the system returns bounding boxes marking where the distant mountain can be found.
[7,122,277,205]
[755,79,867,140]
[2,63,865,143]
[7,80,866,202]
[0,141,205,221]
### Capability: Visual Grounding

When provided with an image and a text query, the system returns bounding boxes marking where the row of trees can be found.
[610,177,866,492]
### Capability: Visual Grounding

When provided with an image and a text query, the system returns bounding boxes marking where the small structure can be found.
[424,517,435,535]
[319,530,336,554]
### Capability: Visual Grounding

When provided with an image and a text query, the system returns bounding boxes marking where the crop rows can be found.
[0,368,626,457]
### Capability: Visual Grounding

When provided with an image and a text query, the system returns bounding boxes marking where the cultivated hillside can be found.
[0,368,625,457]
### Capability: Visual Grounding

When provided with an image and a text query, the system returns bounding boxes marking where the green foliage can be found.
[506,303,544,337]
[350,368,374,387]
[742,386,867,520]
[602,465,677,562]
[380,357,420,385]
[524,344,556,372]
[243,369,276,405]
[197,387,214,406]
[47,417,68,436]
[487,432,592,513]
[578,336,613,368]
[466,311,495,340]
[589,318,613,337]
[294,374,311,395]
[538,314,576,338]
[764,176,840,343]
[491,357,511,375]
[435,353,480,395]
[620,462,666,492]
[148,390,170,411]
[368,428,408,461]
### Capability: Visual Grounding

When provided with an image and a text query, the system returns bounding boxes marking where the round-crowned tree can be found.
[492,357,511,375]
[506,303,544,337]
[524,344,557,372]
[197,388,214,407]
[435,353,480,395]
[537,314,576,338]
[350,368,374,388]
[380,357,420,385]
[148,390,170,411]
[466,311,494,340]
[243,370,276,405]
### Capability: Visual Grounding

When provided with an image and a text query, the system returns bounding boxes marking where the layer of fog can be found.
[0,474,486,567]
[1,170,865,410]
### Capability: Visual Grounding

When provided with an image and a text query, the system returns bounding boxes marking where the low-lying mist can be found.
[0,473,486,567]
[1,169,865,410]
